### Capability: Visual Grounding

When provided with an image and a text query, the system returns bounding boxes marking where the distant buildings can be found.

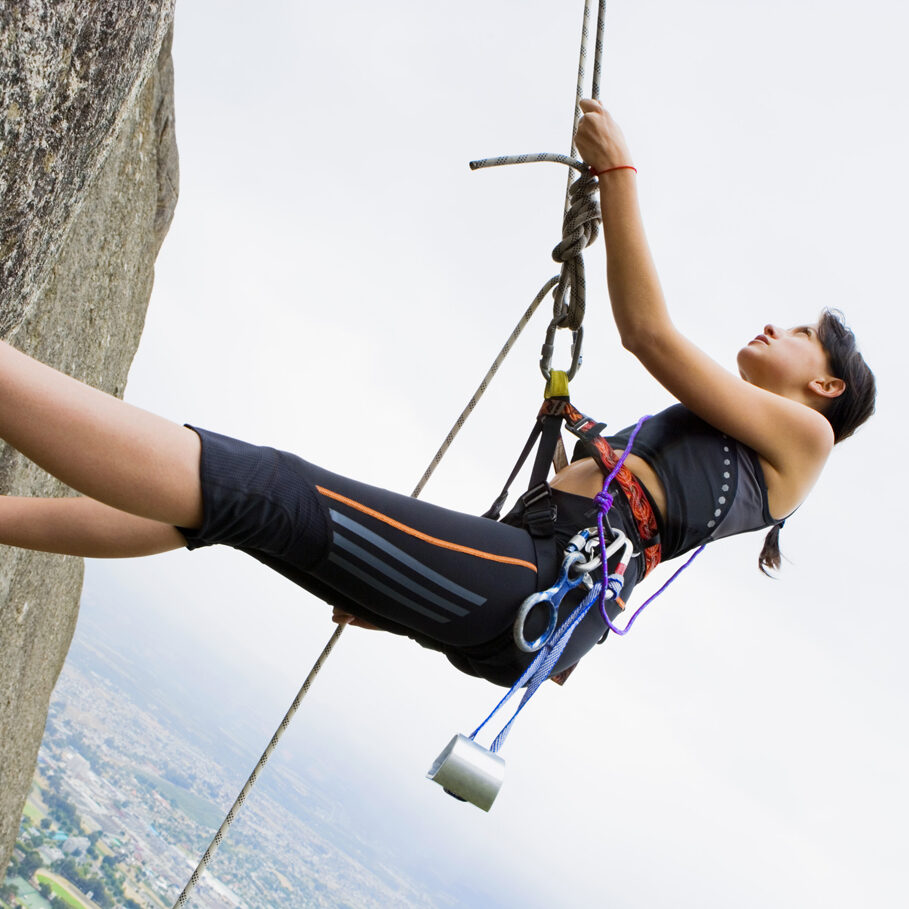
[37,844,64,865]
[61,835,91,856]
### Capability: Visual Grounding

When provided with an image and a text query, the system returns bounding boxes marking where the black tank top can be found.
[574,404,775,560]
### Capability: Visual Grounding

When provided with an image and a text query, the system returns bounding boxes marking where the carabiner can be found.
[513,529,595,653]
[573,534,602,577]
[513,527,638,653]
[539,321,583,381]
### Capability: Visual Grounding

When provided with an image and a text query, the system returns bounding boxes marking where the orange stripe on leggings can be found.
[315,485,538,573]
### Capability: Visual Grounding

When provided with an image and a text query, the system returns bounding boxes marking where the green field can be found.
[132,770,223,828]
[22,799,45,824]
[34,874,88,909]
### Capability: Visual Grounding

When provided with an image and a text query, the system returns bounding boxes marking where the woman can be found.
[0,102,875,687]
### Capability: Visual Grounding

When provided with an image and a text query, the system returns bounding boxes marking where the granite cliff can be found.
[0,0,177,873]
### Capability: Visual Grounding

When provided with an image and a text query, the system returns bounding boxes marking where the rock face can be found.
[0,1,177,874]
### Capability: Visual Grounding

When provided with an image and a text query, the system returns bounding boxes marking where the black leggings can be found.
[178,427,642,687]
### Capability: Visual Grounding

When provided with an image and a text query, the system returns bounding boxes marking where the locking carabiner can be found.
[513,528,599,653]
[539,320,584,381]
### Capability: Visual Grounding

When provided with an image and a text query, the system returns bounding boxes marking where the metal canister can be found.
[426,734,506,812]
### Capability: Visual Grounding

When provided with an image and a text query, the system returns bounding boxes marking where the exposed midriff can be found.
[550,452,667,524]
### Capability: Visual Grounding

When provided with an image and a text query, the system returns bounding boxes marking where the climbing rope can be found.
[172,624,345,907]
[175,2,608,903]
[413,0,607,495]
[411,276,558,498]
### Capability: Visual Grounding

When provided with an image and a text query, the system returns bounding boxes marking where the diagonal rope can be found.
[172,623,346,907]
[174,3,609,903]
[411,276,558,499]
[417,0,607,495]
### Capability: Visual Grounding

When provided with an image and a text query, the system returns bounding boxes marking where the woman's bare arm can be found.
[0,495,187,558]
[574,101,833,483]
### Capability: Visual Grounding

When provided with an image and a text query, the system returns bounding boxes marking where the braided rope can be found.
[172,623,346,908]
[470,0,606,337]
[411,276,558,498]
[550,168,600,331]
[566,0,606,207]
[418,0,607,495]
[466,155,600,333]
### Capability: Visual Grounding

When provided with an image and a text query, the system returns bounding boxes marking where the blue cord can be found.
[471,581,605,753]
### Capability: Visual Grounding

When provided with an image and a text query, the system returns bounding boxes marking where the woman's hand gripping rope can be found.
[575,99,636,176]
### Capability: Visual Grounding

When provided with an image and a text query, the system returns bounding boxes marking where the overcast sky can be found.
[78,1,908,905]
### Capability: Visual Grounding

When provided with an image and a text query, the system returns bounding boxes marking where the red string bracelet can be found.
[590,164,637,177]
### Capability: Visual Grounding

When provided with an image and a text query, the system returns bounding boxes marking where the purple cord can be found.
[592,415,706,636]
[602,545,706,636]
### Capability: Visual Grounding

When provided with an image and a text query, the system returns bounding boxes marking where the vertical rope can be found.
[565,0,593,209]
[418,0,608,498]
[565,0,605,210]
[591,0,606,100]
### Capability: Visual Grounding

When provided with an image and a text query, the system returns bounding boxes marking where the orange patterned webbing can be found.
[541,399,662,576]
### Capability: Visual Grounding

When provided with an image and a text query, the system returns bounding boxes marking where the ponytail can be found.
[757,309,876,576]
[759,522,784,576]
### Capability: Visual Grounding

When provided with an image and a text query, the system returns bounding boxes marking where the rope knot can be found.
[549,171,602,330]
[594,489,613,512]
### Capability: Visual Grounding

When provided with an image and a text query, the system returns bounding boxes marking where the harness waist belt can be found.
[540,399,662,575]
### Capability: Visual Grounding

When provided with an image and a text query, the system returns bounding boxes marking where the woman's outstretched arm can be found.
[574,101,834,491]
[0,495,186,558]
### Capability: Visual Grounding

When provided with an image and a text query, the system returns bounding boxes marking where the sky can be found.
[75,0,908,905]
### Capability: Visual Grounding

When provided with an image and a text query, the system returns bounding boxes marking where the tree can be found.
[19,848,42,878]
[57,856,79,881]
[42,790,79,832]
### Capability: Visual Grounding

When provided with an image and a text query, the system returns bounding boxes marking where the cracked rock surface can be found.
[0,1,177,873]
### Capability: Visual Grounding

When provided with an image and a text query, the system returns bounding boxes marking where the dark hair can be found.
[759,308,876,575]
